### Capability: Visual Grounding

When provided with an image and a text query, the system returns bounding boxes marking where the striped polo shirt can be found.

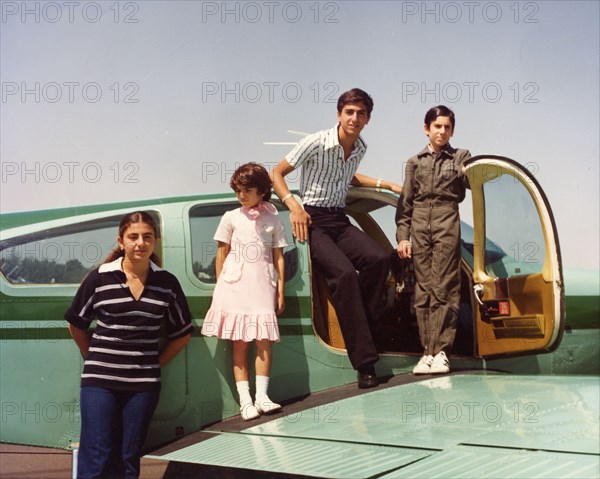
[65,258,193,392]
[285,125,367,208]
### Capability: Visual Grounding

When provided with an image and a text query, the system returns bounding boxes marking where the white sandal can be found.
[240,403,260,421]
[254,396,282,414]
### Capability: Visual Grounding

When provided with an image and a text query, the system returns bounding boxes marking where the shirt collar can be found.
[98,257,162,274]
[324,124,367,155]
[418,143,455,158]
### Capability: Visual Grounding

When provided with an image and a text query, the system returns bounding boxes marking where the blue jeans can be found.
[77,387,160,479]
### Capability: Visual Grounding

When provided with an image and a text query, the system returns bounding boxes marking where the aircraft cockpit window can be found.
[189,202,298,284]
[0,212,162,285]
[483,174,546,278]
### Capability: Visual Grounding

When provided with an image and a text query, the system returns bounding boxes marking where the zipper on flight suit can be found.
[427,153,437,235]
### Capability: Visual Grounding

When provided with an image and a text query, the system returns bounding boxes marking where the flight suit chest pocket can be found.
[416,164,432,183]
[441,162,458,180]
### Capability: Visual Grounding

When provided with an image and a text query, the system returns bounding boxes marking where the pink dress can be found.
[201,202,288,342]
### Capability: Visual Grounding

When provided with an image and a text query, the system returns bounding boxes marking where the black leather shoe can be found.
[357,366,378,389]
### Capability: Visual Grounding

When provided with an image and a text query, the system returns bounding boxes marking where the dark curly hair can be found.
[230,163,272,201]
[337,88,374,117]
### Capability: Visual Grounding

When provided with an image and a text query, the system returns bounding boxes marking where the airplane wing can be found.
[147,372,600,478]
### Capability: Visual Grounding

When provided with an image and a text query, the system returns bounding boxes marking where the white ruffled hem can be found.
[201,310,280,342]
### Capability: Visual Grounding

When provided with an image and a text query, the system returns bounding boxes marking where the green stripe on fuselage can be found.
[565,296,600,329]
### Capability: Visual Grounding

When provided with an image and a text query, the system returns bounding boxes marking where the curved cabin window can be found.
[0,212,162,285]
[189,202,298,284]
[483,174,546,278]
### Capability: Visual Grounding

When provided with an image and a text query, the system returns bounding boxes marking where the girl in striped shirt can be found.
[66,211,193,479]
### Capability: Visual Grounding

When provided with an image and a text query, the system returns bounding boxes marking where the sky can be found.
[1,0,599,270]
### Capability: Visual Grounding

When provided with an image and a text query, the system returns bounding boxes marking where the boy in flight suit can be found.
[396,105,470,374]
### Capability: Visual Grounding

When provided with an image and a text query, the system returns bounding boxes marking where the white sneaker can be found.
[430,351,450,374]
[255,396,282,414]
[240,403,260,421]
[413,355,433,374]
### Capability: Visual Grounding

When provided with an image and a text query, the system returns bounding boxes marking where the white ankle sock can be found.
[255,375,270,399]
[236,380,252,405]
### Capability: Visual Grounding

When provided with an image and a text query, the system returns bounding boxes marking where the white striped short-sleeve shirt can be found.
[285,125,367,208]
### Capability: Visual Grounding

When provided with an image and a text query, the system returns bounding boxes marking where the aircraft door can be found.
[465,156,564,357]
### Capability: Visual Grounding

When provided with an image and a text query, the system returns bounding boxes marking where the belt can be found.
[304,205,346,214]
[414,201,458,209]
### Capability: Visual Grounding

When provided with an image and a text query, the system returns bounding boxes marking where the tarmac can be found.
[0,443,168,479]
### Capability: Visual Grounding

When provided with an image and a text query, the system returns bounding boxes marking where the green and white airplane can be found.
[1,156,598,478]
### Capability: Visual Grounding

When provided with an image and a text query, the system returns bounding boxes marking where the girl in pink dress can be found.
[201,163,288,420]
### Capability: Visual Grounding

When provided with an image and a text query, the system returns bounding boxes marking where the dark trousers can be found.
[77,387,160,479]
[306,206,389,370]
[411,204,461,355]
